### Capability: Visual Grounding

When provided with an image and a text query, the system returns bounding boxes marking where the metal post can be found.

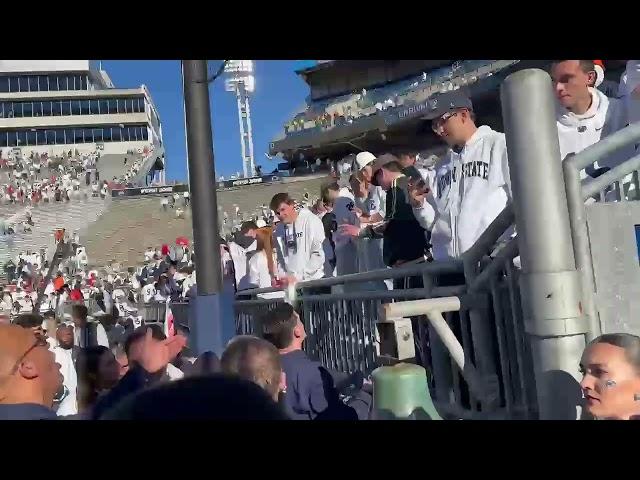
[501,69,588,420]
[181,60,229,356]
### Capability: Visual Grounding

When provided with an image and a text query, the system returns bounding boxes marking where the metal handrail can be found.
[379,296,493,409]
[236,259,464,297]
[582,153,640,199]
[563,121,640,340]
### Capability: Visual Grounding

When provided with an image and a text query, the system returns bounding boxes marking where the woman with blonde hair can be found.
[247,227,284,299]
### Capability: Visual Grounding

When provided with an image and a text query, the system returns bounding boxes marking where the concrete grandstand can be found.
[83,173,328,268]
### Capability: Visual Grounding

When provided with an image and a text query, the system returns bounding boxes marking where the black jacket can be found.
[91,365,167,419]
[383,176,430,267]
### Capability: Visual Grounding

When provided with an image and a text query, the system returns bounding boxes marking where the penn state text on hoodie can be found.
[413,125,511,261]
[273,208,326,282]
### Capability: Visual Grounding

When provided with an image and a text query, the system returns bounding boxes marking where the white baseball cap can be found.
[355,152,376,171]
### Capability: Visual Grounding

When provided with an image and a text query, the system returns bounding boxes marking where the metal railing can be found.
[563,121,640,341]
[235,216,535,419]
[236,68,640,420]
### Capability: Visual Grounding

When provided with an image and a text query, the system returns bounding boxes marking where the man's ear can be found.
[293,323,303,339]
[587,70,597,88]
[19,360,39,380]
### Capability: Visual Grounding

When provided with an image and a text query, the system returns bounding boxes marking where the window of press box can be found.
[49,76,59,91]
[1,125,149,147]
[28,76,39,92]
[17,130,27,147]
[54,129,66,145]
[37,130,47,146]
[71,100,81,116]
[22,102,33,117]
[18,76,29,92]
[52,101,62,116]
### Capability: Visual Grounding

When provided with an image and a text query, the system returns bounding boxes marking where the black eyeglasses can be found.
[9,334,48,375]
[432,111,459,133]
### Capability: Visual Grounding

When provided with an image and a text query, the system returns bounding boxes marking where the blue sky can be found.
[102,60,309,181]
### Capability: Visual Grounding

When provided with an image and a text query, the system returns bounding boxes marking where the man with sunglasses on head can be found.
[409,90,511,263]
[0,323,63,419]
[270,192,327,289]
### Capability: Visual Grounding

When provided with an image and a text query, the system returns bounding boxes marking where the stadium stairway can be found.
[96,151,145,183]
[83,195,193,268]
[217,174,327,224]
[0,192,108,263]
[0,148,153,264]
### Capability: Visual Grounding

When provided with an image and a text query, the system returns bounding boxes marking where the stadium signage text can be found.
[112,184,188,198]
[397,99,431,120]
[216,175,282,189]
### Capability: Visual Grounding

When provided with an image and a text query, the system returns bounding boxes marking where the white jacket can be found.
[53,346,78,416]
[248,250,284,299]
[274,208,326,281]
[354,184,386,219]
[228,240,257,290]
[414,125,510,260]
[332,188,360,276]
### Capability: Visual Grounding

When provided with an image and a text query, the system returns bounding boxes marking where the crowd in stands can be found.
[0,148,113,236]
[2,301,640,420]
[1,60,640,420]
[283,60,514,135]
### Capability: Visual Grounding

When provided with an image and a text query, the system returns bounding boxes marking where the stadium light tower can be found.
[224,60,256,178]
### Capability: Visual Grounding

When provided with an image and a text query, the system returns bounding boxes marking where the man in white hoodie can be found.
[270,192,326,286]
[52,324,78,416]
[409,90,511,261]
[551,60,639,192]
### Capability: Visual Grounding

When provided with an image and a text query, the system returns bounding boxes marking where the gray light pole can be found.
[181,60,226,356]
[501,69,588,420]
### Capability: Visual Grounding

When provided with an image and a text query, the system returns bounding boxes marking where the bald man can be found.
[221,336,286,402]
[0,324,63,419]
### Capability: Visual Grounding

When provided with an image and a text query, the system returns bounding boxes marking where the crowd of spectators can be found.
[1,60,639,420]
[0,148,113,237]
[283,60,511,135]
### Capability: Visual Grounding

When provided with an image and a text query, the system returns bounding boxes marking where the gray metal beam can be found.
[501,68,587,420]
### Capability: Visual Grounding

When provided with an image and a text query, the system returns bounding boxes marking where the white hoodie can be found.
[274,207,326,282]
[53,346,78,416]
[228,239,257,290]
[556,87,631,175]
[413,125,510,260]
[331,187,359,276]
